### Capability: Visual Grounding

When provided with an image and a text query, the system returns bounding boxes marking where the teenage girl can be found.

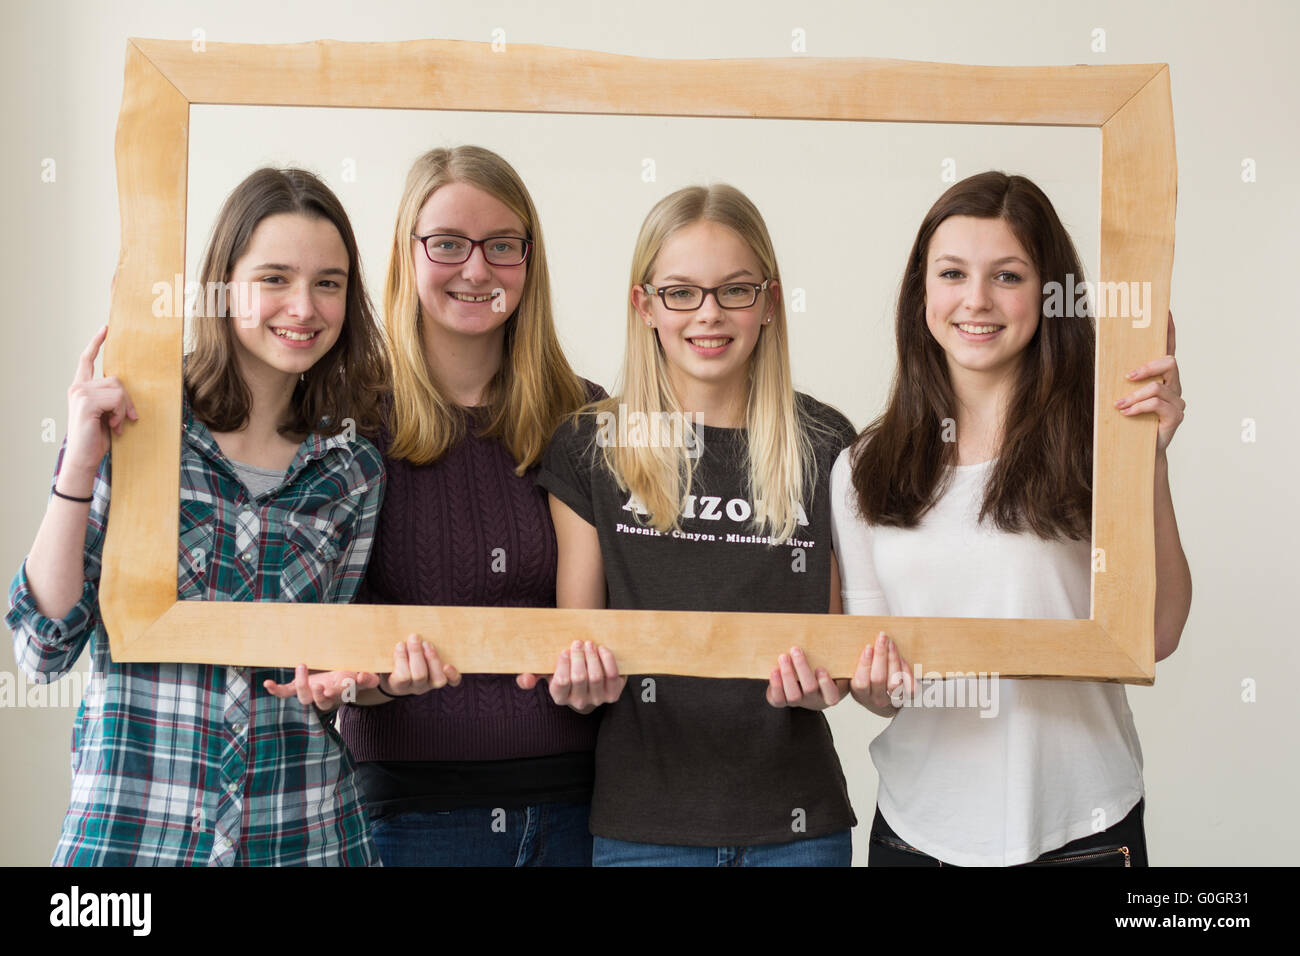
[6,167,391,865]
[830,171,1191,866]
[526,183,858,866]
[323,146,604,867]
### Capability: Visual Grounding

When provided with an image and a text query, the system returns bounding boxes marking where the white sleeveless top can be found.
[829,447,1144,866]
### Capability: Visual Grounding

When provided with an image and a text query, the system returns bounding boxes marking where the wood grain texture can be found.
[132,36,1161,126]
[148,603,1136,681]
[1094,66,1177,681]
[99,42,188,660]
[101,37,1174,684]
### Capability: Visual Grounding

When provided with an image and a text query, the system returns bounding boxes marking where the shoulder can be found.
[337,433,386,489]
[579,378,609,404]
[795,392,858,453]
[547,407,603,457]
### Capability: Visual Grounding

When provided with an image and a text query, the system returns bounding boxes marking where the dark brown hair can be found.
[184,167,389,439]
[850,171,1093,541]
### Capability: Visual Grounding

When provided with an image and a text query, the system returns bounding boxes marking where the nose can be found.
[459,245,492,283]
[693,289,725,322]
[964,277,993,313]
[285,279,315,321]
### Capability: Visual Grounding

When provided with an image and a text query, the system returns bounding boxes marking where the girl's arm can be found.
[8,327,135,680]
[8,446,110,681]
[551,493,606,611]
[514,494,622,714]
[1151,452,1191,661]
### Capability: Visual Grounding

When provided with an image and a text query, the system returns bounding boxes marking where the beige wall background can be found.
[3,0,1296,865]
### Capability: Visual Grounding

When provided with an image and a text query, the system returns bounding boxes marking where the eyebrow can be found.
[419,227,527,237]
[932,254,1030,267]
[251,263,348,276]
[660,269,756,283]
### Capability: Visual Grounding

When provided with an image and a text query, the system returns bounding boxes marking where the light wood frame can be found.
[100,38,1175,684]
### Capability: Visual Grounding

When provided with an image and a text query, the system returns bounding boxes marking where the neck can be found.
[668,369,748,429]
[234,353,300,443]
[423,320,506,408]
[947,359,1019,461]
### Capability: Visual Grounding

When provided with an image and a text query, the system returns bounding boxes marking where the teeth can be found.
[690,338,731,348]
[273,328,317,341]
[449,291,495,302]
[957,324,1002,335]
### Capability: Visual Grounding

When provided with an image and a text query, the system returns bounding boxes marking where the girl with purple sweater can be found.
[336,146,602,866]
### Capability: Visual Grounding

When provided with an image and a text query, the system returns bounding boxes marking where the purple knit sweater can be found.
[337,386,603,763]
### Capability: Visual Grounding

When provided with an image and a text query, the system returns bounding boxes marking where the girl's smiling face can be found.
[412,181,528,344]
[632,219,776,404]
[924,215,1041,380]
[227,212,348,381]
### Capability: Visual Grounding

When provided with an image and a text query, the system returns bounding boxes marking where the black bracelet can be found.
[52,487,93,503]
[375,682,405,699]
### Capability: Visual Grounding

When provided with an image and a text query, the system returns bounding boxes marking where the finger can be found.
[293,664,313,707]
[353,672,380,691]
[1115,381,1169,408]
[816,667,841,706]
[767,669,788,707]
[443,663,462,688]
[262,678,297,699]
[789,647,820,695]
[568,641,589,694]
[75,326,108,385]
[582,641,604,690]
[1120,396,1179,420]
[869,632,890,691]
[422,641,447,690]
[596,645,621,700]
[778,653,803,704]
[850,646,872,695]
[516,672,538,690]
[1125,355,1176,383]
[388,641,412,692]
[313,678,338,711]
[549,650,572,704]
[401,635,427,686]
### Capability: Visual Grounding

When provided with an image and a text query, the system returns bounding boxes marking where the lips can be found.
[953,322,1005,342]
[686,336,733,356]
[447,290,498,303]
[270,326,321,343]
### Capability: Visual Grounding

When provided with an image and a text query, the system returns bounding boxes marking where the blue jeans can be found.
[369,801,593,866]
[593,829,853,867]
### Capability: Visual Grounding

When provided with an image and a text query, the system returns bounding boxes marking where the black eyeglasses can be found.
[642,279,770,311]
[411,233,533,266]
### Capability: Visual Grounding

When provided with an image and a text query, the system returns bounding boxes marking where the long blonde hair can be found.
[594,184,827,541]
[384,145,587,471]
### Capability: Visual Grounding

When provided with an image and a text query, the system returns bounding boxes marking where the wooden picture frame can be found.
[100,38,1175,684]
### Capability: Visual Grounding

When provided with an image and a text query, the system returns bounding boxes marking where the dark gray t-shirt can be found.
[536,392,858,846]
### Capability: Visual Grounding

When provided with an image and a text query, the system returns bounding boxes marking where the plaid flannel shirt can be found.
[6,390,385,866]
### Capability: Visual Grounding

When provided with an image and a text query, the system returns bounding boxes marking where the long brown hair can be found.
[184,167,389,439]
[383,146,588,472]
[851,171,1093,541]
